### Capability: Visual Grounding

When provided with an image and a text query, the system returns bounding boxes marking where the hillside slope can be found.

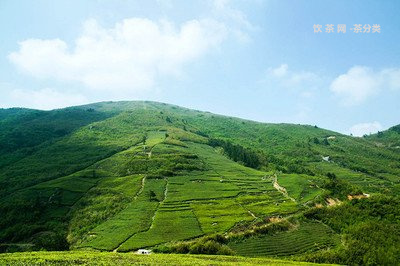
[0,101,399,265]
[367,124,400,148]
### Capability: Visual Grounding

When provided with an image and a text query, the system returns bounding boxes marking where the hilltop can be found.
[0,101,399,265]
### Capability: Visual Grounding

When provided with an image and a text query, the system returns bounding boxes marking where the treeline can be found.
[267,154,315,176]
[390,125,400,133]
[0,194,68,252]
[208,138,261,168]
[154,234,234,255]
[208,138,316,175]
[322,172,362,199]
[302,195,400,265]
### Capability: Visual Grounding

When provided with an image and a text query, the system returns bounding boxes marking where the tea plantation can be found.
[0,101,399,265]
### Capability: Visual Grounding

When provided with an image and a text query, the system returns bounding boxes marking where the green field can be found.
[0,251,331,265]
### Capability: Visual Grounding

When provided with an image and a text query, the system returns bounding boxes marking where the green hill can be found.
[367,124,400,148]
[0,101,399,265]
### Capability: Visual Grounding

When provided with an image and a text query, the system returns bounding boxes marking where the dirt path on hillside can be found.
[235,198,258,220]
[134,176,146,200]
[147,143,157,158]
[114,178,168,252]
[272,174,296,202]
[113,176,147,252]
[150,179,168,229]
[239,202,257,219]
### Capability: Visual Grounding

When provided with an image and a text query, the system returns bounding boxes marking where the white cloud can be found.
[349,121,383,137]
[264,64,320,90]
[211,0,256,43]
[330,66,379,106]
[330,66,400,106]
[8,88,87,110]
[269,64,288,78]
[9,18,228,94]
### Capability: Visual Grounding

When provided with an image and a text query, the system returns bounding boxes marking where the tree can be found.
[326,172,337,180]
[149,190,157,201]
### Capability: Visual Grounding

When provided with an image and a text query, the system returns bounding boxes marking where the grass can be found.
[0,251,329,265]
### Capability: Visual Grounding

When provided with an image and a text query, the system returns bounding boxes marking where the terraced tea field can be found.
[276,174,324,204]
[0,121,329,256]
[71,135,325,252]
[228,222,340,257]
[309,161,391,193]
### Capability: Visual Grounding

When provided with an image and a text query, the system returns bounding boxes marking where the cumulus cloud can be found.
[8,88,87,110]
[330,66,379,106]
[9,18,228,93]
[349,121,383,137]
[330,66,400,106]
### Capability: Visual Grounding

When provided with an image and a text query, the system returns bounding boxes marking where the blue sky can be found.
[1,0,399,136]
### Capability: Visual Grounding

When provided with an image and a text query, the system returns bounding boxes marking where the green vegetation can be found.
[276,174,324,203]
[191,199,252,233]
[367,124,400,148]
[0,251,326,265]
[228,222,339,257]
[302,195,400,265]
[0,101,399,265]
[209,138,262,168]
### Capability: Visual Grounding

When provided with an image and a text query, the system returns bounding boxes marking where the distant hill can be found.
[0,101,399,265]
[367,124,400,148]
